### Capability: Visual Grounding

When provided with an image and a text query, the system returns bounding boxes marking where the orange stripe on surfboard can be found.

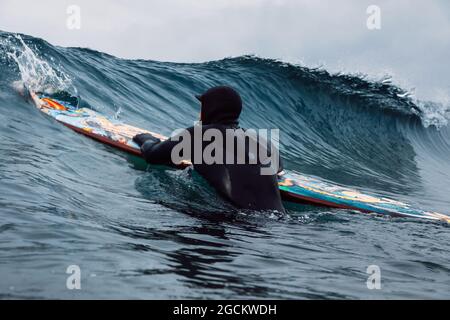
[42,98,68,111]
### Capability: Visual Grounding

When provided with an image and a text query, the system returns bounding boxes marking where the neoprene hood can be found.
[196,86,242,125]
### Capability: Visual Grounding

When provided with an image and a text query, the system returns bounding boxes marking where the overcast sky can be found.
[1,0,449,101]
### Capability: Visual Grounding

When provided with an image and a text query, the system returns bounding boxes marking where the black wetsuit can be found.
[134,86,285,213]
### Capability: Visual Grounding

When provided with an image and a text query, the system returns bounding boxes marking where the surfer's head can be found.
[195,86,242,125]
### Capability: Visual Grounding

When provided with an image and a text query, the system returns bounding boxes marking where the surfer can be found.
[133,86,285,213]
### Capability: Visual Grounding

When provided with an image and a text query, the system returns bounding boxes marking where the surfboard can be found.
[29,91,450,223]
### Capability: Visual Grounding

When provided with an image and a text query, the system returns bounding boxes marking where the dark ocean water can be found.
[0,32,449,299]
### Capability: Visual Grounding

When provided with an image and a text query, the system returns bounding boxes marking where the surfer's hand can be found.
[133,133,159,147]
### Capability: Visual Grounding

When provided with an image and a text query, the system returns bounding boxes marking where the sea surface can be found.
[0,31,449,299]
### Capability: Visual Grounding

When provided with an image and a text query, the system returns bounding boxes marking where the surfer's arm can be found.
[134,128,193,167]
[140,139,179,167]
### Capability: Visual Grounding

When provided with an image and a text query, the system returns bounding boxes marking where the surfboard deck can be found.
[29,91,450,223]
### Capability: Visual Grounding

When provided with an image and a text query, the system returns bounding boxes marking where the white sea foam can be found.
[416,99,450,128]
[2,34,73,94]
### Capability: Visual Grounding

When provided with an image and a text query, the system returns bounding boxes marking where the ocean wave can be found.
[1,31,449,207]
